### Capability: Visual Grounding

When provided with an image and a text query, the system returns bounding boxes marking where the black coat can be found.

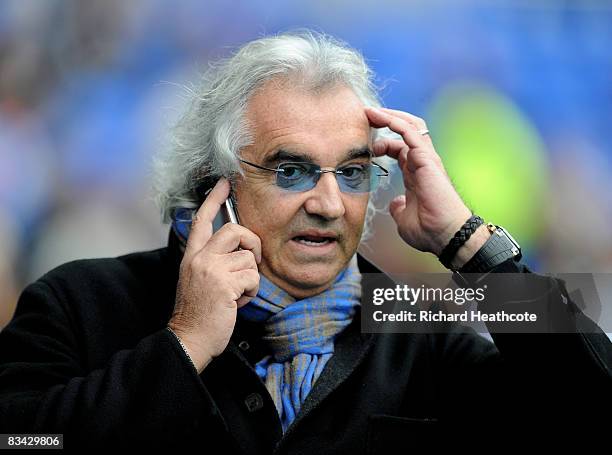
[0,231,610,452]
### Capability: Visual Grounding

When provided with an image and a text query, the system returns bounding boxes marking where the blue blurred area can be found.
[1,0,611,325]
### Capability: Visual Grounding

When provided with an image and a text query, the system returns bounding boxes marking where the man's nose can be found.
[303,172,346,220]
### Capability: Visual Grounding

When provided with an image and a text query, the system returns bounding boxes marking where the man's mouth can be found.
[291,231,339,248]
[293,235,336,246]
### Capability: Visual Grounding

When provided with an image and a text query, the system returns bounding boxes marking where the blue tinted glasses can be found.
[239,159,389,193]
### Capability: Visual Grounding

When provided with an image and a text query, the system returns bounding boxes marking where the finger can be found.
[372,139,412,173]
[393,148,416,191]
[378,108,427,129]
[365,107,425,149]
[232,269,260,307]
[236,295,253,308]
[206,223,262,264]
[398,147,409,173]
[372,138,408,159]
[224,249,258,272]
[372,139,414,190]
[389,194,406,223]
[373,130,443,173]
[184,178,230,259]
[378,108,432,145]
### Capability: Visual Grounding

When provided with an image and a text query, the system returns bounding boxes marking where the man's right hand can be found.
[168,178,261,373]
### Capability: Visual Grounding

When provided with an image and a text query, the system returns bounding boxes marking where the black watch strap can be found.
[459,224,522,273]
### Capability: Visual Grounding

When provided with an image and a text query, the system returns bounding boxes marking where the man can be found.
[0,31,610,452]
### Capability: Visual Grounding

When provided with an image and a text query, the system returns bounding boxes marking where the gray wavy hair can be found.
[152,30,394,241]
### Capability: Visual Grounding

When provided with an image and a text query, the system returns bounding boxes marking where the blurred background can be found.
[1,0,612,327]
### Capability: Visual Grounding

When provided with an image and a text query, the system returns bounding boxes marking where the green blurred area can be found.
[429,82,549,252]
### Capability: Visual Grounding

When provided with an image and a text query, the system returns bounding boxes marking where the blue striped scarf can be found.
[237,255,362,433]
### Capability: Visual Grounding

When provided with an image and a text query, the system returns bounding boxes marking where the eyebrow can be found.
[262,145,373,167]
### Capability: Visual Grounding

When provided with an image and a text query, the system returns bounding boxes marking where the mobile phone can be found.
[171,178,240,244]
[197,182,240,232]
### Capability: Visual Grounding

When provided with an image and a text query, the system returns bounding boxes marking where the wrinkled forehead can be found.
[244,79,372,164]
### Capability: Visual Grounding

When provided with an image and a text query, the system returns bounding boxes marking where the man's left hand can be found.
[365,107,475,257]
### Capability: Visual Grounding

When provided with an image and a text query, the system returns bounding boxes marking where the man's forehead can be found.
[245,81,372,161]
[247,79,367,126]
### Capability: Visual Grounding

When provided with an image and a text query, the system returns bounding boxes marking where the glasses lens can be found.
[338,163,375,193]
[276,162,317,191]
[275,161,384,193]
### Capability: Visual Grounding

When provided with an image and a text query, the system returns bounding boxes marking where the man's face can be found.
[233,80,371,299]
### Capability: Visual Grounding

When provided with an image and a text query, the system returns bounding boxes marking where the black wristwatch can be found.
[458,223,522,273]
